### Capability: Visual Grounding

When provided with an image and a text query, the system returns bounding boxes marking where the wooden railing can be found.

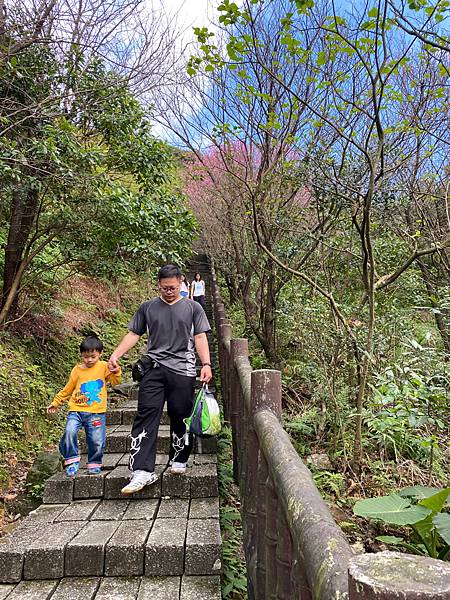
[210,264,450,600]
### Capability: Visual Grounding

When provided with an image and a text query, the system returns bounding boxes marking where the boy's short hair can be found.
[80,336,104,354]
[158,264,182,280]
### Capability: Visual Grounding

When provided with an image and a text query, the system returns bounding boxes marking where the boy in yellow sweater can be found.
[47,335,121,476]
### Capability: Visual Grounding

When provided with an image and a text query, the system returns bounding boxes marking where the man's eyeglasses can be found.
[160,286,178,292]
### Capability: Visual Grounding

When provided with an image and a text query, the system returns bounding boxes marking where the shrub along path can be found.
[0,256,222,600]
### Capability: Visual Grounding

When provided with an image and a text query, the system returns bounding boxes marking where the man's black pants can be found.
[129,364,196,472]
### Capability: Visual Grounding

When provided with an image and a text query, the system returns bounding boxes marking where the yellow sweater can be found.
[51,361,122,413]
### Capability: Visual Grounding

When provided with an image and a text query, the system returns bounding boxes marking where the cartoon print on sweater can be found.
[80,379,104,405]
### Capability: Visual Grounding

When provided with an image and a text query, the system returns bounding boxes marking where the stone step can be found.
[0,575,221,599]
[0,497,221,584]
[43,456,218,503]
[107,404,170,426]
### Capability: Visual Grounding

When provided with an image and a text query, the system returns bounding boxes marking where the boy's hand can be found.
[47,405,58,415]
[108,354,120,373]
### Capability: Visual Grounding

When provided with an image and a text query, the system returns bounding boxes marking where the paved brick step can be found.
[43,455,218,503]
[0,575,221,599]
[107,404,170,426]
[0,496,221,584]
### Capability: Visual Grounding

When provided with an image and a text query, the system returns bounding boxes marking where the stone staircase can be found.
[0,256,223,599]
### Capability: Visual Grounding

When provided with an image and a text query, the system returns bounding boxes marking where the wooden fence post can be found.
[251,370,282,600]
[218,322,232,422]
[230,338,248,484]
[276,505,294,600]
[348,552,450,599]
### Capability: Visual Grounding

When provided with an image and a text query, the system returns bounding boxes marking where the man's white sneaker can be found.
[121,470,158,495]
[171,462,187,474]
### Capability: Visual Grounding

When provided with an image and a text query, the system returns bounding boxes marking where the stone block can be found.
[180,576,221,600]
[115,424,132,432]
[195,437,217,454]
[156,428,171,454]
[42,472,74,504]
[185,519,222,575]
[105,431,128,453]
[145,518,187,576]
[193,454,217,465]
[95,577,141,600]
[106,409,122,425]
[162,470,190,499]
[91,499,130,521]
[0,541,24,583]
[129,386,139,403]
[27,504,68,524]
[190,464,218,498]
[118,453,129,466]
[0,584,15,599]
[138,577,180,600]
[51,577,100,600]
[123,499,159,521]
[121,407,136,425]
[157,498,189,520]
[105,519,152,576]
[155,454,169,465]
[189,498,219,520]
[65,521,119,576]
[102,453,124,470]
[55,499,100,521]
[104,466,162,500]
[23,522,84,580]
[5,579,58,600]
[73,470,105,499]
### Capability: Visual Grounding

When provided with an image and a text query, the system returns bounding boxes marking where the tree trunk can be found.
[1,187,39,318]
[417,259,450,353]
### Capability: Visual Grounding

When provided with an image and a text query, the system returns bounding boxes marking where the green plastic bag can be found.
[184,384,221,438]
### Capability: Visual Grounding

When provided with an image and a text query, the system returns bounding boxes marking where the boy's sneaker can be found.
[65,462,80,477]
[88,467,102,474]
[121,470,158,495]
[171,462,187,474]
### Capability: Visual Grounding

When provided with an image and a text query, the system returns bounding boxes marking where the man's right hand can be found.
[47,405,58,415]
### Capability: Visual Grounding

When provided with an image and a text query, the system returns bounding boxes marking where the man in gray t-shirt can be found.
[108,264,212,495]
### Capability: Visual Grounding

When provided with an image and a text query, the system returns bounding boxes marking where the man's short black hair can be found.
[158,264,182,280]
[80,335,104,354]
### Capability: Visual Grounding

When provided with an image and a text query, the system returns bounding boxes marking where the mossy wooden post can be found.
[251,369,282,600]
[218,321,232,422]
[265,477,278,600]
[256,452,268,600]
[230,338,248,484]
[348,552,450,599]
[276,505,294,600]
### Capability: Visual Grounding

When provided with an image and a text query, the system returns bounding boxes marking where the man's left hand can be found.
[200,365,212,383]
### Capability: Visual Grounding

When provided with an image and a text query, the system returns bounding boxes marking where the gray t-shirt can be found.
[128,297,211,377]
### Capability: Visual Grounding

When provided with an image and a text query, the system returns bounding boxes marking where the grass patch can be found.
[217,426,248,599]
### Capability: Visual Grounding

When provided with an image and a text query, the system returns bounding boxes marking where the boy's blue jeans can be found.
[59,411,106,468]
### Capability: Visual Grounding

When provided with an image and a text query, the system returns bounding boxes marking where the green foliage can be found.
[217,426,247,599]
[354,487,450,559]
[0,37,197,319]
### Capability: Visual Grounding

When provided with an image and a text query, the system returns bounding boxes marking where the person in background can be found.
[180,274,189,298]
[190,272,206,310]
[108,264,213,494]
[47,335,122,476]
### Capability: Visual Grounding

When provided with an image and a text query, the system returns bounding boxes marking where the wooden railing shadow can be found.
[211,263,450,600]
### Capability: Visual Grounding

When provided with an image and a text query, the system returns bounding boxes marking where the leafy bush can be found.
[354,486,450,560]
